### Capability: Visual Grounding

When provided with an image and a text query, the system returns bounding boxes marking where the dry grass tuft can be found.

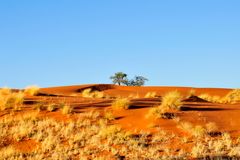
[112,98,130,110]
[24,85,40,96]
[144,92,157,98]
[61,105,72,114]
[0,88,24,111]
[146,91,183,119]
[224,89,240,103]
[81,88,104,98]
[104,111,115,121]
[178,121,206,137]
[161,91,183,110]
[47,103,56,112]
[82,88,92,97]
[199,89,240,104]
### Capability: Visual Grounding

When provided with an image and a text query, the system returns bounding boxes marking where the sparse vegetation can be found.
[112,98,130,110]
[147,91,183,119]
[0,88,24,111]
[81,88,104,98]
[47,103,55,112]
[24,85,40,96]
[199,89,240,104]
[161,91,183,110]
[1,85,240,159]
[61,104,72,114]
[145,92,157,98]
[110,72,148,86]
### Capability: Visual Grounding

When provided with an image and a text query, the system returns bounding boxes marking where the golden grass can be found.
[146,91,183,119]
[0,88,24,111]
[178,121,206,137]
[47,103,55,112]
[0,87,11,96]
[144,92,157,98]
[24,85,40,96]
[82,88,92,97]
[104,111,115,121]
[161,91,183,110]
[146,107,165,119]
[61,105,72,114]
[1,86,240,159]
[111,98,130,110]
[81,88,104,98]
[199,89,240,104]
[0,108,239,159]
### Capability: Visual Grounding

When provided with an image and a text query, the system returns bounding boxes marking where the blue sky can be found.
[0,1,240,88]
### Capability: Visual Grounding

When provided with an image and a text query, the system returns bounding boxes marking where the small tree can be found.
[110,72,128,86]
[131,76,148,86]
[110,72,148,86]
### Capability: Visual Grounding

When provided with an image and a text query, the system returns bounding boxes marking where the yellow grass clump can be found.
[161,91,183,110]
[146,107,165,119]
[82,88,104,98]
[0,87,11,96]
[61,105,72,114]
[224,89,240,103]
[199,89,240,104]
[111,98,130,110]
[47,103,56,112]
[146,91,183,119]
[178,121,208,138]
[0,88,24,111]
[24,85,40,96]
[144,92,157,98]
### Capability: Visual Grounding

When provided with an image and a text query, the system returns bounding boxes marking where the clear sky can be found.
[0,1,240,88]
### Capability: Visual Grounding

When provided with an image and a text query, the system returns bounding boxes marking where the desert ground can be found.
[1,84,240,159]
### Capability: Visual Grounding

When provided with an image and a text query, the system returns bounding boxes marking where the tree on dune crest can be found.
[127,76,148,86]
[110,72,148,86]
[110,72,128,86]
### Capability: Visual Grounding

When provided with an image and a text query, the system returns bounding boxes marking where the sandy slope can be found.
[1,84,240,158]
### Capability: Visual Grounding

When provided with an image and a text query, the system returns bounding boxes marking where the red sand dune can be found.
[1,84,240,158]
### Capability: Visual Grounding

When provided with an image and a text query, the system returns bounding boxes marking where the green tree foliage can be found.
[110,72,128,86]
[110,72,148,86]
[128,76,148,86]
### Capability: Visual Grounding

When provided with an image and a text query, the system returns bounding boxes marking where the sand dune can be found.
[1,84,239,159]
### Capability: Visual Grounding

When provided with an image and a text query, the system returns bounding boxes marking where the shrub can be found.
[104,111,115,121]
[224,89,240,103]
[0,87,11,96]
[47,103,56,112]
[98,125,121,139]
[161,91,183,110]
[61,105,72,114]
[6,92,24,111]
[112,98,130,110]
[0,88,12,111]
[35,102,45,112]
[0,96,8,111]
[82,88,104,98]
[144,92,157,98]
[82,88,92,98]
[92,91,104,98]
[199,89,240,104]
[24,85,40,96]
[178,121,206,137]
